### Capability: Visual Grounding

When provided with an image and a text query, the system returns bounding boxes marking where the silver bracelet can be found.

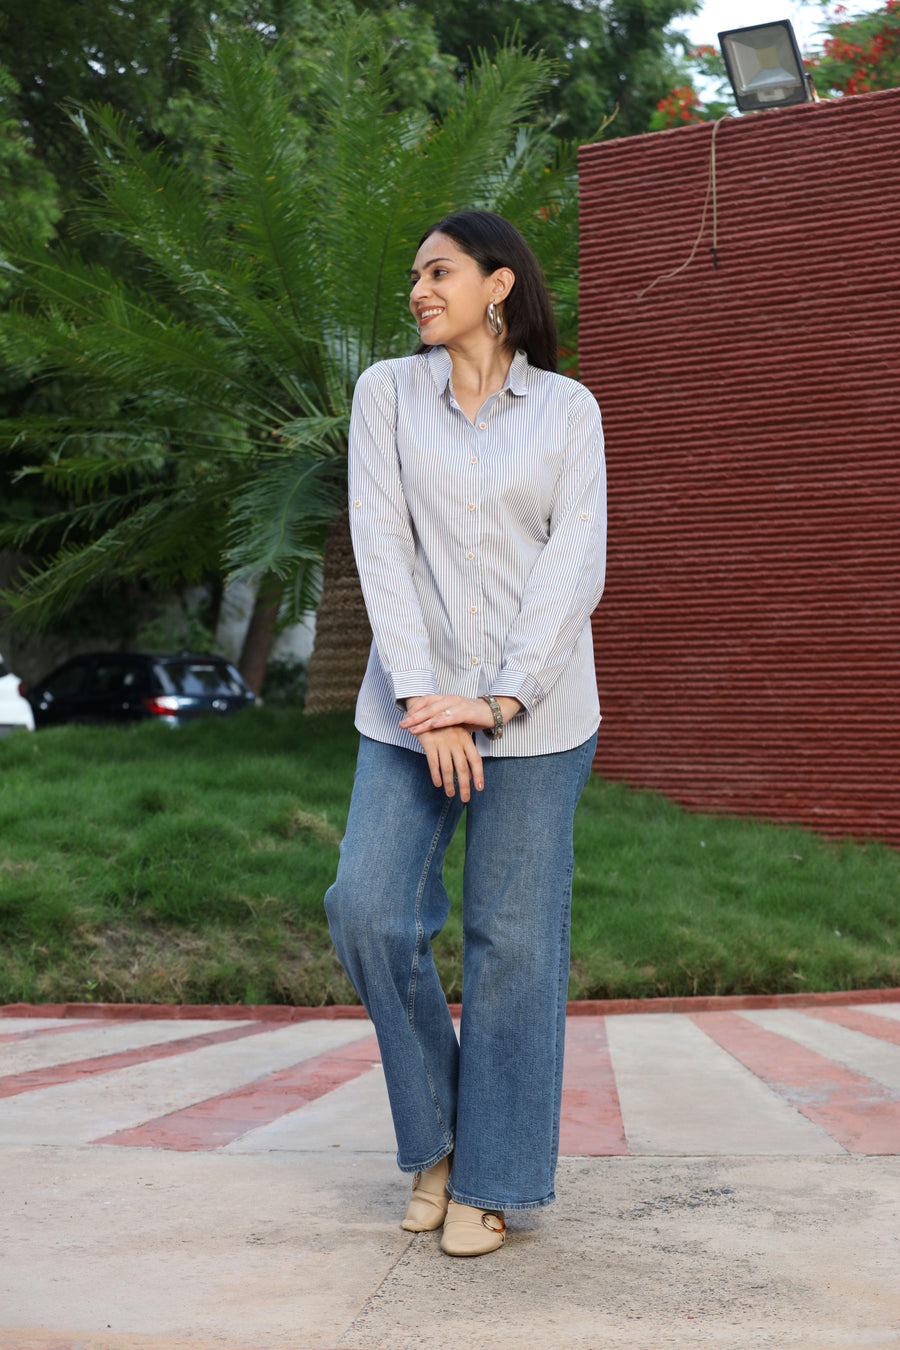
[480,694,503,740]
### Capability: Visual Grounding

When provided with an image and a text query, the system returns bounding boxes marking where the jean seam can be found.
[548,734,594,1181]
[549,849,576,1177]
[408,791,456,1140]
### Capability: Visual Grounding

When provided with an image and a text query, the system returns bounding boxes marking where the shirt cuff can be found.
[488,669,544,716]
[392,669,440,709]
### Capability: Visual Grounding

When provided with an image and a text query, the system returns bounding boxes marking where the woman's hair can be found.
[415,210,558,372]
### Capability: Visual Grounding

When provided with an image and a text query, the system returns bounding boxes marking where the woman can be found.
[325,209,606,1257]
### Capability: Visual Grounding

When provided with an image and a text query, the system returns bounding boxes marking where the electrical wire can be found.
[636,115,728,301]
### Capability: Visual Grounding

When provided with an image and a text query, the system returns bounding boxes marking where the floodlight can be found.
[719,21,813,112]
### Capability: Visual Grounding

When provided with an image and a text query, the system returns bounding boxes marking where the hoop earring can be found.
[487,301,503,337]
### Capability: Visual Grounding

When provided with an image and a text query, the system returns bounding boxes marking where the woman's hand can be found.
[414,726,484,802]
[399,694,523,802]
[400,693,494,737]
[400,695,488,801]
[400,693,522,737]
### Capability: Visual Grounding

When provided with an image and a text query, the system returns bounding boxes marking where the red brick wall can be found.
[579,89,900,846]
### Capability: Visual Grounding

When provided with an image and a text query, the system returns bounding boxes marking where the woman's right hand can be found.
[405,698,484,801]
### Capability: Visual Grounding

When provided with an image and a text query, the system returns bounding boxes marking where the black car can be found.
[25,652,256,728]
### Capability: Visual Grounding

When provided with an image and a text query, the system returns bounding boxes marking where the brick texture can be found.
[578,89,900,846]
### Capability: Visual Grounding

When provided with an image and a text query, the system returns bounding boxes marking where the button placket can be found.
[465,416,488,680]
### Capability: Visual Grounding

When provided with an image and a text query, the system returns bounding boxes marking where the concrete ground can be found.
[1,995,899,1350]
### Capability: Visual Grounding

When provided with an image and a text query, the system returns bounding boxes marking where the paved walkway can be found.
[2,995,899,1350]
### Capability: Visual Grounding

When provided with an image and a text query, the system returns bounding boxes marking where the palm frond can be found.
[0,25,581,632]
[226,451,343,582]
[69,103,236,304]
[0,488,225,627]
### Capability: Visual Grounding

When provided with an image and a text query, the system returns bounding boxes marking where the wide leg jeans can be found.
[324,730,597,1211]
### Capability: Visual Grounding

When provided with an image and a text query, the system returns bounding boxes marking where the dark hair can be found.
[415,210,558,373]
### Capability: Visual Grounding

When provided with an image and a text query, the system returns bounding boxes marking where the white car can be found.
[0,652,35,734]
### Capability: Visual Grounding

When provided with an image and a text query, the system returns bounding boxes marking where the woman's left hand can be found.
[399,693,520,736]
[399,693,491,735]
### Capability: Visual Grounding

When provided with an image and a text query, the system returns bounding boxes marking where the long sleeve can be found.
[348,363,439,701]
[489,387,606,713]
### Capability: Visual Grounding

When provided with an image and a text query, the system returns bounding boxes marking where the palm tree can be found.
[0,20,581,709]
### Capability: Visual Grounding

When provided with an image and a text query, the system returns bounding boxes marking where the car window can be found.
[90,661,138,696]
[42,664,88,698]
[156,661,245,696]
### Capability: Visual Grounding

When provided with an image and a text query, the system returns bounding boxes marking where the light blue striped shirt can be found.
[348,345,606,757]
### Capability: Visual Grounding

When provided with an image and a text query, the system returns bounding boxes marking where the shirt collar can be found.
[425,345,530,397]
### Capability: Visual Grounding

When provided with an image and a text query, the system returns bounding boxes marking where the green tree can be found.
[806,0,900,95]
[0,65,60,275]
[0,23,580,704]
[0,0,455,207]
[0,2,457,653]
[387,0,702,139]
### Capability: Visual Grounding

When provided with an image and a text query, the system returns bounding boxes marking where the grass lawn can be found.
[0,708,897,1006]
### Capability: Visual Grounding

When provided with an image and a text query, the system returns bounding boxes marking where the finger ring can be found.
[443,709,452,716]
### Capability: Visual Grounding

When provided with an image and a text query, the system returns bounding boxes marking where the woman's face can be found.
[409,232,510,347]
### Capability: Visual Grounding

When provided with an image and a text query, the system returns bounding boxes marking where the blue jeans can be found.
[324,731,597,1211]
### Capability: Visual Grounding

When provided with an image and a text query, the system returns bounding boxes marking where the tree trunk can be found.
[204,572,225,637]
[238,569,285,696]
[304,504,372,714]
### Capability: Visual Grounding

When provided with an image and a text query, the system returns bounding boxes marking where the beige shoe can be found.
[440,1199,506,1256]
[400,1154,452,1232]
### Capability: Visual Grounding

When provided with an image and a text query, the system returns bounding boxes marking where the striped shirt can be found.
[348,345,607,757]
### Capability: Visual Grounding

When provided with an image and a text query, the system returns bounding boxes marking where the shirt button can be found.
[470,606,477,613]
[468,503,475,511]
[471,456,478,463]
[478,422,486,430]
[581,512,588,520]
[354,500,361,508]
[472,657,479,665]
[467,552,474,559]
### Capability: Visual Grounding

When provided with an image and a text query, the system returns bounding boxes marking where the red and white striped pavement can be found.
[2,995,899,1350]
[2,998,899,1158]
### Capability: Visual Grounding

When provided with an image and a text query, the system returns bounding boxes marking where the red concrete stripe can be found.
[559,1017,628,1156]
[1,1000,370,1021]
[5,987,899,1023]
[692,1011,900,1154]
[803,1006,900,1046]
[0,1022,273,1098]
[95,1034,382,1150]
[567,989,900,1016]
[0,1018,124,1044]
